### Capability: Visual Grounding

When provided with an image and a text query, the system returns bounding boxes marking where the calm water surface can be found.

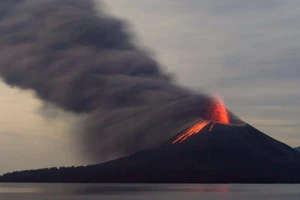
[0,183,300,200]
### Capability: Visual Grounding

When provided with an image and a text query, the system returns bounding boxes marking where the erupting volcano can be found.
[173,98,231,144]
[1,0,300,184]
[3,120,300,183]
[2,99,300,183]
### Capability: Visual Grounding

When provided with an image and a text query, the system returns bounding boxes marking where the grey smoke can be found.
[0,0,238,160]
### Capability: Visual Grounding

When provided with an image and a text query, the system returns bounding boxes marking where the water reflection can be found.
[66,184,233,195]
[0,185,39,194]
[0,183,234,195]
[187,184,230,193]
[0,183,300,199]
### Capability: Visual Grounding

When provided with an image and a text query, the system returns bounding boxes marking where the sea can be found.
[0,183,300,200]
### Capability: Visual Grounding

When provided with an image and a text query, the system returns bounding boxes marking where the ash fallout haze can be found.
[0,0,300,175]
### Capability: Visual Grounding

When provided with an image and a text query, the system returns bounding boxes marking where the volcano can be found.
[1,98,300,183]
[79,122,300,183]
[2,122,300,183]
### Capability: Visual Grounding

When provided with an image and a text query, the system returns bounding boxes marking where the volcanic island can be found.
[1,99,300,183]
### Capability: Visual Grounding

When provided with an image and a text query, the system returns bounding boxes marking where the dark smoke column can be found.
[0,0,219,160]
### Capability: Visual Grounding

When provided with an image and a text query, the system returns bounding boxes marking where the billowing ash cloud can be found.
[0,0,238,160]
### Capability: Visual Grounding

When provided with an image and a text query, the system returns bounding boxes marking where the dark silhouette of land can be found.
[1,123,300,183]
[296,146,300,152]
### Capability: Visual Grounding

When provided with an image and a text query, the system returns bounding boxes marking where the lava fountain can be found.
[172,98,230,144]
[207,98,230,124]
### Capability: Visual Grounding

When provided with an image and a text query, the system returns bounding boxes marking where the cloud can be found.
[104,0,300,146]
[0,131,85,174]
[1,0,236,161]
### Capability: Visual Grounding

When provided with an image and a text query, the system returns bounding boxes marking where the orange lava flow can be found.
[172,121,210,144]
[209,122,216,132]
[172,98,230,144]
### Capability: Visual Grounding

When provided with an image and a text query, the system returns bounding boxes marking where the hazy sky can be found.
[1,0,300,174]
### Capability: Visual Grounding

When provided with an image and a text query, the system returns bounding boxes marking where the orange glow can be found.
[172,98,230,144]
[209,122,216,132]
[207,98,230,124]
[172,121,210,144]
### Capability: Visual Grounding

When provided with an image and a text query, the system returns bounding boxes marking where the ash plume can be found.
[0,0,237,160]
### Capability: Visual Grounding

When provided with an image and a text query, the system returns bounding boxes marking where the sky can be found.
[0,0,300,174]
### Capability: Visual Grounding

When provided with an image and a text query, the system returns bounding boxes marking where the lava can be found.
[172,98,230,144]
[209,122,216,132]
[207,98,230,124]
[172,120,210,144]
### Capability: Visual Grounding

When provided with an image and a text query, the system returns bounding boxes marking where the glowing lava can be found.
[207,98,230,124]
[172,98,230,144]
[172,121,210,144]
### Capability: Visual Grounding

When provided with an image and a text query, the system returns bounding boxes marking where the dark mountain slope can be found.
[1,123,300,183]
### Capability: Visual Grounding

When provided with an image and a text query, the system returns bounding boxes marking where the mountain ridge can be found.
[1,123,300,183]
